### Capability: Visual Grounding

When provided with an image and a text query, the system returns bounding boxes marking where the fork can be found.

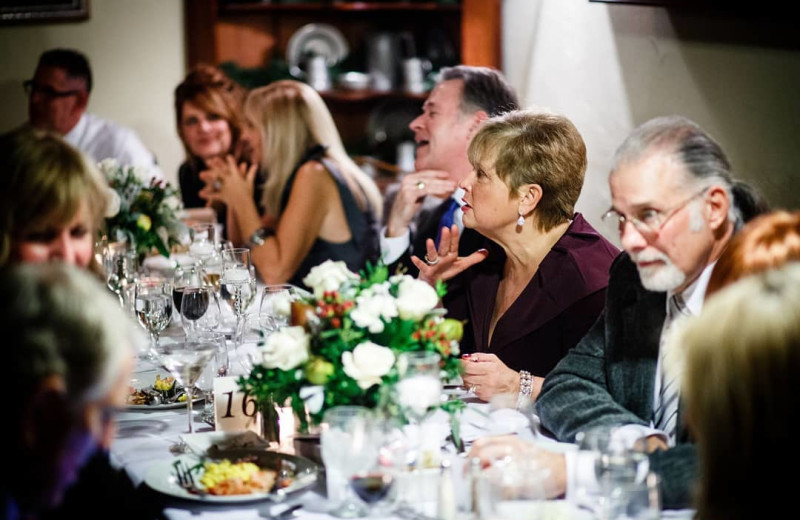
[173,459,207,497]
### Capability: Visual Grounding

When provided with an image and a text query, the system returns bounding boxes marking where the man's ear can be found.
[704,185,731,231]
[74,89,89,112]
[468,110,489,137]
[519,184,543,216]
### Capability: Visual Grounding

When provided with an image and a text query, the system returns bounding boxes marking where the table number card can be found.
[213,376,260,434]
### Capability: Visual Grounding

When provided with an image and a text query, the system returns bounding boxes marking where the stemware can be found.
[320,406,375,518]
[395,351,443,424]
[134,278,173,350]
[259,284,301,333]
[150,339,219,443]
[188,223,216,265]
[221,248,256,348]
[106,247,139,303]
[482,456,554,520]
[180,285,221,339]
[194,331,230,425]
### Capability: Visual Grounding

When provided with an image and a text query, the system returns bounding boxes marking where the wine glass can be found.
[134,278,173,350]
[487,392,543,442]
[150,339,219,443]
[259,284,300,333]
[188,223,216,265]
[106,247,139,303]
[180,285,221,339]
[320,406,375,518]
[194,331,230,425]
[221,248,256,348]
[172,261,204,323]
[350,418,401,517]
[482,456,554,520]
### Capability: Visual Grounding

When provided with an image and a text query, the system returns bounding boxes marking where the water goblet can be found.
[188,223,216,265]
[106,247,139,303]
[194,331,230,425]
[259,284,300,333]
[395,351,443,424]
[321,406,375,518]
[150,339,219,444]
[180,285,221,339]
[221,248,256,348]
[134,278,173,350]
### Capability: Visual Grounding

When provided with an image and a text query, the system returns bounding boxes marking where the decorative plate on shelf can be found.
[286,23,349,78]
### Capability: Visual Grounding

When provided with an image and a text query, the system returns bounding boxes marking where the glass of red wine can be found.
[180,285,220,339]
[349,419,403,517]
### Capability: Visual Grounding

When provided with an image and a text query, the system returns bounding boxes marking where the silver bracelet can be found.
[517,370,533,410]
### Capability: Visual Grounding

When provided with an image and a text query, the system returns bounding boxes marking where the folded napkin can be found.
[459,405,531,443]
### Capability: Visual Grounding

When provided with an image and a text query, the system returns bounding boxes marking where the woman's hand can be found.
[198,155,257,207]
[460,353,519,402]
[411,225,488,285]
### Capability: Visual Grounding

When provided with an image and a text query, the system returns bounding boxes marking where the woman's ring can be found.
[212,180,222,192]
[469,385,479,393]
[417,181,426,191]
[424,253,439,266]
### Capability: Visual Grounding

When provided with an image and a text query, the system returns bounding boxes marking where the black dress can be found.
[279,146,379,289]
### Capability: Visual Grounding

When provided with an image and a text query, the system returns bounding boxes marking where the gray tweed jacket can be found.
[536,252,697,509]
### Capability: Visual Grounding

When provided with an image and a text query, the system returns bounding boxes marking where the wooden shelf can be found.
[220,2,461,14]
[320,88,429,102]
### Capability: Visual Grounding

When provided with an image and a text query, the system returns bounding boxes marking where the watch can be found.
[246,227,274,248]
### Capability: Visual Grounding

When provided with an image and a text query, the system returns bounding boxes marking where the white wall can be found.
[503,0,800,242]
[0,0,186,186]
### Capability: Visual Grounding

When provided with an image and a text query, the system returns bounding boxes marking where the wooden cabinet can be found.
[184,0,502,181]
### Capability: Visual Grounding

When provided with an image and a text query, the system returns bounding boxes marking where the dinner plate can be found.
[126,396,203,411]
[286,23,349,77]
[144,449,319,503]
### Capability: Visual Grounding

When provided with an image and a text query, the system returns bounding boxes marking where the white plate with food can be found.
[144,449,319,503]
[126,374,203,411]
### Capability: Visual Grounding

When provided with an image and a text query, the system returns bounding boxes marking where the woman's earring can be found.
[517,214,525,227]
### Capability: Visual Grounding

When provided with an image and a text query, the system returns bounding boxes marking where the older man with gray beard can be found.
[468,115,766,511]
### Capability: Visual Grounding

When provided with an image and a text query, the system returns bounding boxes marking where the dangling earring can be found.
[517,212,525,227]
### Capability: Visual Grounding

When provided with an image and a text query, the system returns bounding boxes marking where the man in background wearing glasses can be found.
[472,116,766,510]
[24,48,162,179]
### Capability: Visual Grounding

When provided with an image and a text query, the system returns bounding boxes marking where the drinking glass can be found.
[134,278,173,350]
[106,247,139,303]
[482,457,554,520]
[321,406,375,518]
[180,285,221,339]
[150,339,219,442]
[395,351,443,424]
[172,262,205,323]
[221,248,256,348]
[350,418,402,517]
[487,392,542,442]
[188,223,216,265]
[259,284,301,333]
[194,331,230,425]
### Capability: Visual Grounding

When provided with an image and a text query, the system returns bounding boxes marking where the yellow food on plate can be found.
[199,459,276,496]
[154,374,176,392]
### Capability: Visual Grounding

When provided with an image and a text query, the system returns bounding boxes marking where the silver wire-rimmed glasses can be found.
[601,187,709,239]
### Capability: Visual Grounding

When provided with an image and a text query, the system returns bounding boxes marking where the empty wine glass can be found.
[150,339,219,444]
[194,331,230,426]
[106,247,139,303]
[134,278,173,350]
[482,457,554,520]
[488,392,542,442]
[395,351,443,424]
[259,284,300,333]
[180,285,221,339]
[321,406,375,518]
[221,248,256,348]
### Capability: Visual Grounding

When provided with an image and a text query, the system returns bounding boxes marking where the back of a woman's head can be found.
[2,262,140,430]
[706,210,800,298]
[174,64,245,158]
[682,263,800,519]
[0,127,108,266]
[467,109,587,232]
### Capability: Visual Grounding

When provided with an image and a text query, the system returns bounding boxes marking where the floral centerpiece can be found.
[98,158,187,260]
[237,260,464,435]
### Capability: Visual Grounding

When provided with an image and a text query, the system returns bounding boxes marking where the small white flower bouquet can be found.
[236,260,464,432]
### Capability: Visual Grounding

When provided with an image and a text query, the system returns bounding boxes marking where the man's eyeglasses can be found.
[23,79,82,99]
[601,187,709,240]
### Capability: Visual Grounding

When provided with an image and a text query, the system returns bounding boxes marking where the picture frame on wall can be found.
[1,0,89,24]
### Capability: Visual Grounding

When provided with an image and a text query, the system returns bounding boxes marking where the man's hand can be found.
[386,170,455,237]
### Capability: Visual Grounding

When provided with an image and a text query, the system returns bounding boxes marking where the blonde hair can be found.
[244,80,382,219]
[681,263,800,519]
[0,127,108,266]
[467,109,586,232]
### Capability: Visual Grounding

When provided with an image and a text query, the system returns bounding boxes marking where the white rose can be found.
[97,158,119,180]
[299,385,325,414]
[342,341,395,390]
[164,194,182,212]
[302,260,359,298]
[105,187,121,217]
[350,293,398,333]
[395,277,439,321]
[132,165,155,185]
[259,326,310,370]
